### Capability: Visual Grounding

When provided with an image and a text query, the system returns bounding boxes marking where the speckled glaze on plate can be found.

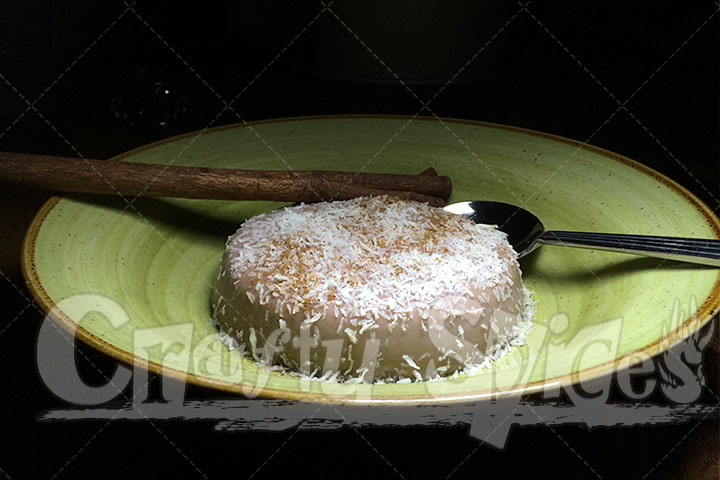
[22,116,720,404]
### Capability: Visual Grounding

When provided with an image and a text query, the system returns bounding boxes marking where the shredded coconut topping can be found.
[226,196,518,337]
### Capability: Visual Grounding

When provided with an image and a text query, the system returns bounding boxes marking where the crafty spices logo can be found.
[35,292,716,449]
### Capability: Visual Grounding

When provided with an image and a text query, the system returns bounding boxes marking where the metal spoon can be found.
[444,201,720,267]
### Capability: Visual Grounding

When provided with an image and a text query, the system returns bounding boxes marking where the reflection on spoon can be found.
[445,201,720,267]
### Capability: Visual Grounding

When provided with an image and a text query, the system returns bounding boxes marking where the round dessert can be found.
[211,196,533,382]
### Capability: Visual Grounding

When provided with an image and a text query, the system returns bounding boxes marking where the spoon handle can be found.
[539,231,720,267]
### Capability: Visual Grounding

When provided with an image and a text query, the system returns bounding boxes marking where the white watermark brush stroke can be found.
[37,400,719,449]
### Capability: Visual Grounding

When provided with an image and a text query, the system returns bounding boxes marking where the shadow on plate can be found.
[67,194,243,240]
[521,254,717,284]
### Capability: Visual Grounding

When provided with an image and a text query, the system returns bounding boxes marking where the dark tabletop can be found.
[1,1,718,479]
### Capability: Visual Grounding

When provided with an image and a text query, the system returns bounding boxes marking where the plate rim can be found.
[21,114,720,405]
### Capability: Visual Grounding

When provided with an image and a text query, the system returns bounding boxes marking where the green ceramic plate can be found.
[23,116,720,405]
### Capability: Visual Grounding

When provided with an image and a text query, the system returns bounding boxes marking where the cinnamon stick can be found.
[0,152,451,205]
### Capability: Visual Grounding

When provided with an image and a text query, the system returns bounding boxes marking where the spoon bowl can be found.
[444,201,720,267]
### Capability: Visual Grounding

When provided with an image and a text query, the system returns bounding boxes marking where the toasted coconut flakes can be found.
[213,196,537,384]
[225,197,518,331]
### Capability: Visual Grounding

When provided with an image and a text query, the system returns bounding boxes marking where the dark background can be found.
[1,1,718,478]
